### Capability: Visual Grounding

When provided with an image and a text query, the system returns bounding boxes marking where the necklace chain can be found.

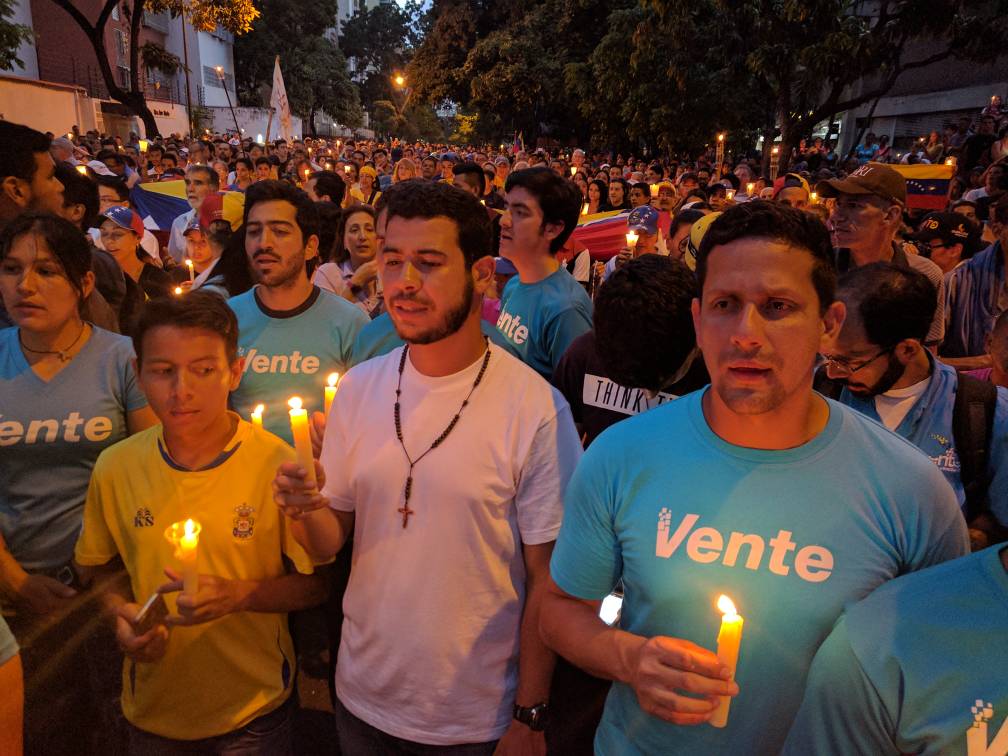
[393,341,491,528]
[18,322,87,363]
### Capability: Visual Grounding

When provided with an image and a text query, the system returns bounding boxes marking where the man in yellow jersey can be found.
[74,292,327,754]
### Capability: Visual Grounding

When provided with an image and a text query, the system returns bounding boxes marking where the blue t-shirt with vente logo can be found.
[549,389,969,755]
[228,286,367,444]
[0,326,148,572]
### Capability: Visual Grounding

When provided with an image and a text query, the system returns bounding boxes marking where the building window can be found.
[115,29,129,64]
[117,65,130,89]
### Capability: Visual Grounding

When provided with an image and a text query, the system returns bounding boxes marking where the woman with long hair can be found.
[312,205,382,318]
[573,172,589,199]
[392,158,417,183]
[587,179,608,214]
[924,130,945,164]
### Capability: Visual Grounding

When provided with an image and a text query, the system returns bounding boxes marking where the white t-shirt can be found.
[320,342,582,745]
[167,208,196,263]
[874,377,930,430]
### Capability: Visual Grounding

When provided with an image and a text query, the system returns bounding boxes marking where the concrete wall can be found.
[0,75,97,133]
[209,106,303,141]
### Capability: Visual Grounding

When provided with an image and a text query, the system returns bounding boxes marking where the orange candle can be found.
[324,373,340,417]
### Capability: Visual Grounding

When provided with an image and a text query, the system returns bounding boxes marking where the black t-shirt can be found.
[551,330,710,447]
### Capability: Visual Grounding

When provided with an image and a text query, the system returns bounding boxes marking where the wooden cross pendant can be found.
[398,475,414,528]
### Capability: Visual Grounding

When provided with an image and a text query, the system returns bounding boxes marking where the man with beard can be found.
[273,181,582,755]
[821,262,1008,542]
[227,181,368,444]
[540,202,968,755]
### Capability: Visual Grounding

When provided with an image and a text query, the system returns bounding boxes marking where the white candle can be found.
[581,202,589,216]
[287,397,316,488]
[250,403,264,427]
[625,231,639,250]
[185,259,194,283]
[710,594,743,728]
[324,373,339,418]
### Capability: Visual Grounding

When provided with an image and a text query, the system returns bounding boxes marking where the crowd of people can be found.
[0,99,1006,756]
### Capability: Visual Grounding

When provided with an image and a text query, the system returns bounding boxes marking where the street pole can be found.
[216,66,242,151]
[181,11,193,136]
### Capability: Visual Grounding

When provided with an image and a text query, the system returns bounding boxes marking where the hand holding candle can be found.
[710,594,744,728]
[288,397,317,489]
[164,519,202,596]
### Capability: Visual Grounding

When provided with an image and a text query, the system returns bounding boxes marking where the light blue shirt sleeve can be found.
[549,441,622,600]
[782,616,899,755]
[545,307,593,373]
[988,387,1008,526]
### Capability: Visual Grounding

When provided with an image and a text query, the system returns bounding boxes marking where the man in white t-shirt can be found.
[167,165,218,263]
[274,181,582,754]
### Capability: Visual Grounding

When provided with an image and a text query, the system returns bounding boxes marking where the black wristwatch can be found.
[513,702,549,731]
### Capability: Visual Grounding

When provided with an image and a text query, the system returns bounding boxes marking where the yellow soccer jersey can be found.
[75,415,314,739]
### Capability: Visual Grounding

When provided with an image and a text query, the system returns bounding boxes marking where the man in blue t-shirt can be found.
[783,545,1008,756]
[822,262,1008,542]
[496,167,592,378]
[228,181,368,443]
[541,201,969,755]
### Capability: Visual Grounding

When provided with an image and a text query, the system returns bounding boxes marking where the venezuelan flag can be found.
[890,164,954,211]
[131,180,245,230]
[567,209,672,260]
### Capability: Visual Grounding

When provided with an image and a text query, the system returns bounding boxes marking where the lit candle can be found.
[324,373,340,417]
[139,139,148,152]
[710,594,744,728]
[185,258,195,283]
[581,202,589,216]
[625,230,639,250]
[810,191,818,204]
[287,397,317,488]
[570,166,577,176]
[649,183,659,198]
[66,132,74,140]
[76,164,88,176]
[256,133,263,144]
[945,157,957,167]
[480,199,486,206]
[250,403,264,427]
[173,286,184,296]
[717,133,725,143]
[726,189,736,201]
[746,182,755,196]
[164,518,202,596]
[344,165,352,175]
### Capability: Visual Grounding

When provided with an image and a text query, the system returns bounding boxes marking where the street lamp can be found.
[215,65,242,148]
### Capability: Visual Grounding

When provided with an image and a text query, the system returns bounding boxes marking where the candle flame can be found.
[76,164,88,175]
[288,396,303,411]
[581,203,589,216]
[184,518,196,537]
[173,286,183,295]
[717,594,738,617]
[626,231,638,244]
[185,259,194,268]
[717,133,725,142]
[252,403,264,416]
[570,166,577,176]
[327,372,339,387]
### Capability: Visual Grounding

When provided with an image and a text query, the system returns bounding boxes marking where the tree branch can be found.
[129,0,145,94]
[50,0,97,36]
[826,47,956,116]
[95,0,117,37]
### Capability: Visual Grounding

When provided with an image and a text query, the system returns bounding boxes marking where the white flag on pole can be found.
[270,56,293,142]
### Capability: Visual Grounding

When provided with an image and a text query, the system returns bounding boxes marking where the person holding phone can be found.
[74,292,326,754]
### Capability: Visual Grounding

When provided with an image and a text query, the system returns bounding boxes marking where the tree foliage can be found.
[0,0,33,72]
[409,0,1008,158]
[234,0,362,134]
[50,0,259,137]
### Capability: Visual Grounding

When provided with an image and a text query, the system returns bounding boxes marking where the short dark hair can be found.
[234,157,253,171]
[186,164,219,188]
[630,182,650,195]
[95,174,129,201]
[672,208,707,231]
[308,170,346,204]
[381,181,491,267]
[146,144,163,156]
[0,120,51,182]
[697,200,837,313]
[595,255,698,393]
[254,156,271,168]
[504,167,582,253]
[134,291,240,366]
[452,162,486,194]
[244,179,319,242]
[96,148,123,167]
[55,162,99,228]
[837,262,936,346]
[0,213,92,307]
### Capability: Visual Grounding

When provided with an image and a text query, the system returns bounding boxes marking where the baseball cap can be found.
[86,160,117,177]
[815,162,906,205]
[915,212,972,245]
[99,206,145,237]
[685,211,722,271]
[627,205,660,235]
[494,156,510,166]
[198,192,243,231]
[772,173,811,199]
[182,214,203,237]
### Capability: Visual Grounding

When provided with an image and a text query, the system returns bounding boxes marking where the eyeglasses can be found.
[820,346,893,375]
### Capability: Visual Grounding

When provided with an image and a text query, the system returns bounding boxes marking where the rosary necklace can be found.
[18,322,87,362]
[393,341,491,528]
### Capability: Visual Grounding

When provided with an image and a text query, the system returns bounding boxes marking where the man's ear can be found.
[542,220,565,245]
[304,234,320,261]
[1,176,29,208]
[820,301,846,350]
[893,338,922,366]
[471,255,495,295]
[229,357,244,391]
